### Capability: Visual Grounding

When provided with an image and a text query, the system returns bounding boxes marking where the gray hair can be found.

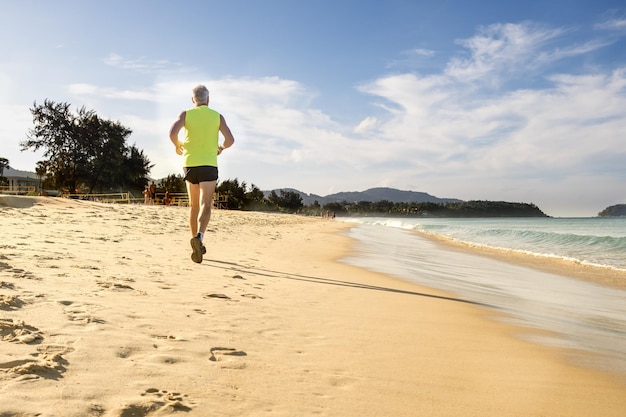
[192,84,209,104]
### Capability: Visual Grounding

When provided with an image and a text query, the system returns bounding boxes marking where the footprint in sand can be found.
[0,281,16,289]
[12,269,38,280]
[71,264,101,271]
[97,281,134,291]
[59,300,106,324]
[0,294,25,310]
[203,293,232,300]
[0,320,74,382]
[151,334,186,342]
[241,293,263,299]
[209,347,247,362]
[0,318,43,344]
[1,262,38,280]
[116,388,193,416]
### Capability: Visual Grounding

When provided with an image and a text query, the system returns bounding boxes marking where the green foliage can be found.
[217,178,248,209]
[20,100,152,194]
[0,157,8,186]
[213,178,271,211]
[244,183,270,211]
[159,174,186,193]
[0,157,8,176]
[267,190,303,213]
[320,200,547,217]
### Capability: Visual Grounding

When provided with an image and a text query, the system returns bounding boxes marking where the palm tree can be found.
[35,160,47,192]
[0,157,9,177]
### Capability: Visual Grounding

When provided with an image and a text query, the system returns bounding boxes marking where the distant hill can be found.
[324,187,462,204]
[598,204,626,217]
[264,187,462,206]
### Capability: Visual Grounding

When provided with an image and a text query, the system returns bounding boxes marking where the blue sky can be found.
[1,0,625,216]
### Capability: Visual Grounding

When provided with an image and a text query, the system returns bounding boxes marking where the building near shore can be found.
[1,167,40,194]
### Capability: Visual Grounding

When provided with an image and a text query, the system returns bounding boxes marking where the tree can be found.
[0,157,9,186]
[216,178,248,209]
[0,157,9,176]
[84,117,133,193]
[20,100,151,194]
[160,174,186,193]
[35,160,47,191]
[281,190,303,212]
[268,189,303,212]
[245,184,267,210]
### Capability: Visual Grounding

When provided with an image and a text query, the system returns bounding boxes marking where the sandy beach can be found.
[1,196,626,417]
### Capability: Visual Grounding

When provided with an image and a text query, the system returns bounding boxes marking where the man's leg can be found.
[186,181,205,263]
[185,181,200,237]
[197,180,217,235]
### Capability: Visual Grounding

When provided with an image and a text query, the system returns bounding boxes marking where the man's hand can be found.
[175,141,184,155]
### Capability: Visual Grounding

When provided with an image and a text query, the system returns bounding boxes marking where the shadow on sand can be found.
[203,259,494,309]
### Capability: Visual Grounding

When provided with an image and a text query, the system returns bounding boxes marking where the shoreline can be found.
[415,229,626,290]
[2,196,626,416]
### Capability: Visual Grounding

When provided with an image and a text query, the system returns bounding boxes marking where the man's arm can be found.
[218,114,235,154]
[169,111,186,155]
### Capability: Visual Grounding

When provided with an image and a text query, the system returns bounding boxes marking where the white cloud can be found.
[104,53,182,72]
[67,83,160,101]
[595,18,626,31]
[408,48,436,57]
[445,22,566,82]
[354,116,378,134]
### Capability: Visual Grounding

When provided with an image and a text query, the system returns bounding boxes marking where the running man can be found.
[169,84,235,263]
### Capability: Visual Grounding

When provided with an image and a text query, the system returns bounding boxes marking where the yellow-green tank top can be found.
[183,106,220,167]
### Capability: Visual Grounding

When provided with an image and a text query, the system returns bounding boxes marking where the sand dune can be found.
[1,196,625,416]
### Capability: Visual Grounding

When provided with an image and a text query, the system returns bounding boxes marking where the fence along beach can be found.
[1,195,626,416]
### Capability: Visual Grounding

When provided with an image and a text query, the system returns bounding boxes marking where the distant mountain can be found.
[324,187,462,204]
[264,187,462,206]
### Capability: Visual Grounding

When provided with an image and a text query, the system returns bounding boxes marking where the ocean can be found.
[340,217,626,377]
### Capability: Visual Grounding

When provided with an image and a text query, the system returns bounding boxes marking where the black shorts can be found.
[183,166,219,184]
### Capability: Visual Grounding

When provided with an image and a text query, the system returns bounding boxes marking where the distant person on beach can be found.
[164,189,171,206]
[169,84,235,263]
[143,185,150,205]
[149,181,156,205]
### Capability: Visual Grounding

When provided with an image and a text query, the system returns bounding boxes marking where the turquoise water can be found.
[340,217,626,377]
[344,217,626,271]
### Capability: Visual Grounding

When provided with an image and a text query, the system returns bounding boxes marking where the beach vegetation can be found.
[216,178,248,210]
[214,178,271,211]
[267,189,304,213]
[159,174,186,193]
[20,100,153,195]
[310,199,548,217]
[35,160,47,190]
[0,157,9,186]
